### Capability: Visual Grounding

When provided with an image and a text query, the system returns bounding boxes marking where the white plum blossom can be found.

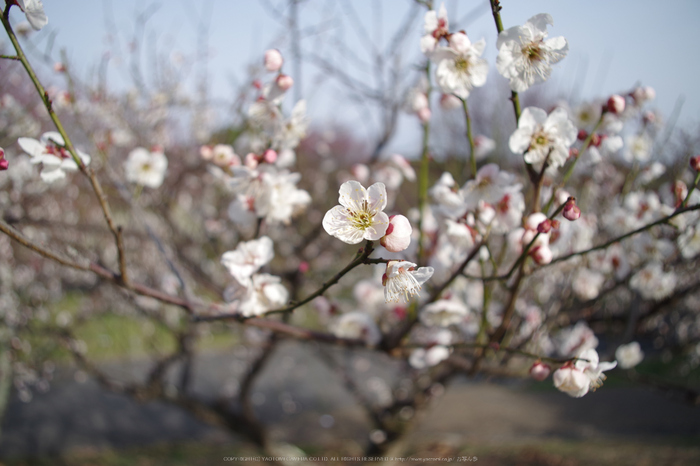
[572,268,606,301]
[553,348,617,398]
[473,135,496,160]
[15,0,48,31]
[210,144,240,168]
[678,225,700,259]
[432,33,488,99]
[509,107,577,169]
[630,262,676,301]
[383,260,434,304]
[237,273,289,317]
[331,312,381,346]
[420,298,469,327]
[461,163,522,210]
[323,180,390,244]
[409,345,451,369]
[18,132,91,183]
[555,321,599,358]
[615,342,644,369]
[496,13,568,92]
[221,236,274,287]
[124,147,168,188]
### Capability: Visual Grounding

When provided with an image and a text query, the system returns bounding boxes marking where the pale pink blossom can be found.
[264,49,284,72]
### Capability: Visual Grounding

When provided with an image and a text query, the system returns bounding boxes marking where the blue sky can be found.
[9,1,700,155]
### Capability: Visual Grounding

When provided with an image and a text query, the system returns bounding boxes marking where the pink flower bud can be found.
[252,79,263,90]
[606,94,626,114]
[417,107,431,123]
[276,74,294,91]
[530,361,551,381]
[673,180,688,208]
[245,152,259,169]
[53,62,66,73]
[577,129,588,141]
[562,198,581,221]
[380,214,413,253]
[263,149,277,164]
[264,49,284,72]
[0,148,8,171]
[590,133,602,147]
[537,219,552,234]
[199,145,213,160]
[298,261,309,273]
[631,86,655,105]
[690,155,700,172]
[439,93,461,110]
[530,245,552,265]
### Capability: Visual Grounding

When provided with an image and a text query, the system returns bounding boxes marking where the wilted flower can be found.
[553,348,616,398]
[382,260,434,304]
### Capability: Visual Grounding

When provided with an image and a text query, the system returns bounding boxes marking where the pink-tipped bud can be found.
[569,148,579,159]
[673,180,688,208]
[0,148,7,171]
[562,198,581,221]
[252,79,263,90]
[439,93,462,110]
[642,111,656,125]
[530,361,551,381]
[577,129,588,141]
[690,155,700,172]
[631,86,655,105]
[298,261,309,274]
[530,245,553,265]
[380,214,413,253]
[417,107,431,124]
[591,133,602,147]
[245,152,259,169]
[53,62,66,73]
[275,74,294,91]
[264,49,284,72]
[607,94,626,114]
[263,149,278,164]
[537,219,552,234]
[199,145,213,160]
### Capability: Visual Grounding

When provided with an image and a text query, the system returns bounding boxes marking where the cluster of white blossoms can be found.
[323,180,434,309]
[201,49,311,227]
[221,236,288,317]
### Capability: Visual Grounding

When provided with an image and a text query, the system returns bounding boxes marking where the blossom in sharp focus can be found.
[496,13,568,92]
[124,147,168,188]
[15,0,48,31]
[18,132,91,183]
[323,180,390,244]
[221,236,274,287]
[553,348,616,398]
[382,260,434,304]
[615,342,644,370]
[432,33,488,100]
[509,107,577,169]
[380,215,412,253]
